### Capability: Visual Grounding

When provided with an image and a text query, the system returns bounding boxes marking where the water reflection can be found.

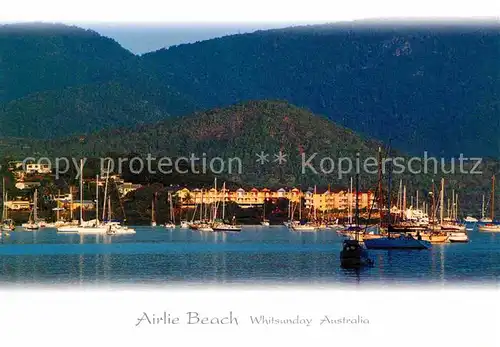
[0,226,498,285]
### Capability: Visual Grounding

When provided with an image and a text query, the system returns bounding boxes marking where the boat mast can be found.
[491,175,496,221]
[313,185,317,221]
[378,147,383,224]
[403,184,406,221]
[416,190,419,211]
[386,149,393,237]
[70,185,74,221]
[95,175,99,225]
[451,189,455,220]
[102,159,111,221]
[440,178,445,225]
[33,189,38,222]
[200,189,204,221]
[431,180,435,224]
[349,177,353,225]
[169,192,174,223]
[482,194,485,219]
[299,192,302,221]
[108,196,112,221]
[222,182,226,221]
[56,189,60,221]
[152,192,156,224]
[354,173,360,241]
[398,180,403,221]
[79,159,84,225]
[2,176,5,221]
[213,178,217,221]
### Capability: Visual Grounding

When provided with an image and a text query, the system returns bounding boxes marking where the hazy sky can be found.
[78,23,300,55]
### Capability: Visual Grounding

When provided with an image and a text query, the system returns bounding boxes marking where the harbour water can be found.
[0,225,499,286]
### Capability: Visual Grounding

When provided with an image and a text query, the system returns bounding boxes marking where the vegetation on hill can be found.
[3,100,498,215]
[143,24,500,157]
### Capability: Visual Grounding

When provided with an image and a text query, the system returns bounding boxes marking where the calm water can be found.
[0,225,499,286]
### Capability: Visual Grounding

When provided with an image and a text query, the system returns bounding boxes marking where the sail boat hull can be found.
[478,224,500,232]
[364,237,431,250]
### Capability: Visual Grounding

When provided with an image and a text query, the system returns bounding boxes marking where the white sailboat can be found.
[479,194,493,223]
[439,182,467,242]
[22,189,40,230]
[99,161,135,235]
[76,172,108,234]
[211,181,241,232]
[164,192,176,229]
[478,176,500,232]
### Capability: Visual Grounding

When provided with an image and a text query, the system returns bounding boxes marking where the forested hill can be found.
[142,23,500,157]
[1,22,499,158]
[7,100,498,200]
[0,23,197,138]
[0,23,135,102]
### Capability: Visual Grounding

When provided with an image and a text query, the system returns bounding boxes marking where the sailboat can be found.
[291,191,317,231]
[340,173,373,268]
[103,197,136,235]
[1,177,15,231]
[478,176,500,232]
[437,182,468,242]
[364,149,431,250]
[22,189,40,230]
[98,163,135,235]
[76,171,108,234]
[479,194,493,223]
[57,160,107,234]
[164,192,176,229]
[211,181,241,232]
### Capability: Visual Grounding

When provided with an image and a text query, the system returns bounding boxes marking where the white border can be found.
[1,0,499,23]
[1,1,500,346]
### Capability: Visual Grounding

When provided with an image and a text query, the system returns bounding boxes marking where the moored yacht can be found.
[448,231,469,243]
[197,223,214,232]
[478,175,498,232]
[478,223,500,232]
[212,220,242,232]
[291,222,318,231]
[464,216,478,223]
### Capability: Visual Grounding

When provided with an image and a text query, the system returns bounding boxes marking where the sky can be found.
[3,0,498,54]
[77,23,300,55]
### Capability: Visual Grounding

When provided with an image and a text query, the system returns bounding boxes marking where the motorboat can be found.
[448,231,469,243]
[340,239,374,268]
